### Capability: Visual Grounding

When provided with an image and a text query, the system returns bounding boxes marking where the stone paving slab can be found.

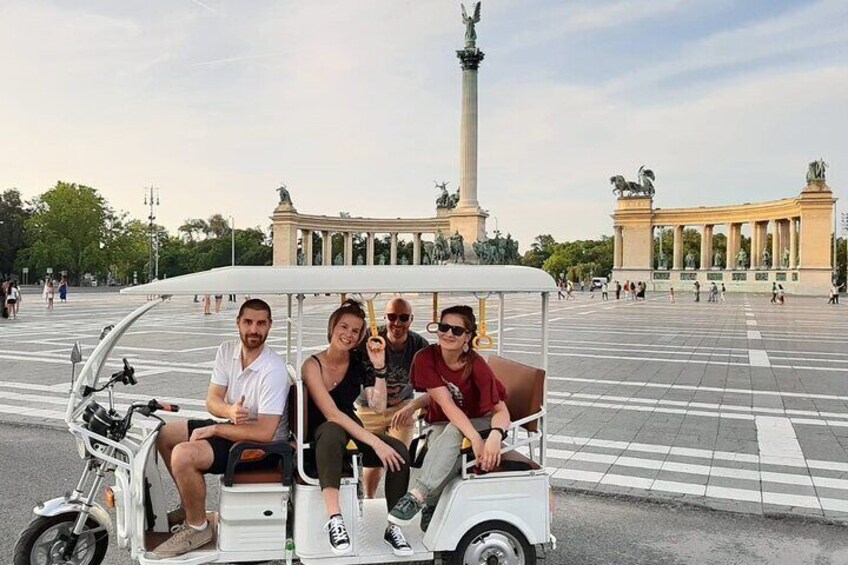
[1,290,847,525]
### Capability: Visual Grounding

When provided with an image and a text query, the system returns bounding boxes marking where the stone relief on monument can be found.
[611,166,656,198]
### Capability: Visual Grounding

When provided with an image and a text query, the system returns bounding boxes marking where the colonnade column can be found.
[322,230,332,266]
[390,233,398,265]
[771,220,780,268]
[728,223,741,269]
[366,232,375,266]
[413,233,422,265]
[672,225,684,270]
[344,232,353,266]
[789,218,798,269]
[700,225,713,270]
[613,226,623,269]
[302,229,313,266]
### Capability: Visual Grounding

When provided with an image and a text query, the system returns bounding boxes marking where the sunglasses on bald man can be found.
[386,313,412,323]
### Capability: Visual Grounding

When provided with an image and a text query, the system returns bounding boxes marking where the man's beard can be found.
[241,332,267,350]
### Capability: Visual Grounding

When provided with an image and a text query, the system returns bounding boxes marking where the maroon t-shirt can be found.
[411,345,507,424]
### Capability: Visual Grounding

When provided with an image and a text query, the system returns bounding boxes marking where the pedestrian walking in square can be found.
[828,284,838,305]
[719,283,727,303]
[624,281,631,301]
[601,282,609,301]
[693,280,700,302]
[5,281,20,319]
[615,280,622,300]
[46,280,55,310]
[58,276,68,303]
[777,284,785,305]
[770,282,777,304]
[557,281,565,300]
[669,285,675,303]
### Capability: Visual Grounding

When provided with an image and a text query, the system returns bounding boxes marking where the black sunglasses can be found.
[386,313,411,323]
[427,322,470,337]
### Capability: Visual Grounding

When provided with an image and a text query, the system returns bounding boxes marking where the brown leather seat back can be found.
[487,355,545,432]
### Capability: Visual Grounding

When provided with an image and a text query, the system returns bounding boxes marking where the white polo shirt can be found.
[211,339,290,441]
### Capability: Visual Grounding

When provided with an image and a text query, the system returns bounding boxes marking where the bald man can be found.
[356,298,429,498]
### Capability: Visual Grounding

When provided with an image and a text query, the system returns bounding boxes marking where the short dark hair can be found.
[238,298,272,321]
[327,298,367,344]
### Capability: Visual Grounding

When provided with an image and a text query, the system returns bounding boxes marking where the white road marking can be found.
[756,416,805,466]
[749,349,771,367]
[746,319,758,326]
[747,330,762,339]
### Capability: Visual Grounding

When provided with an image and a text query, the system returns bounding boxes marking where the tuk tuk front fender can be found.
[34,497,113,535]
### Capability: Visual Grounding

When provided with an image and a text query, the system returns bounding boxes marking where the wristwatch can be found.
[490,427,506,439]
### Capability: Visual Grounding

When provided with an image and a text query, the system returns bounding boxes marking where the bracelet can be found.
[490,427,506,439]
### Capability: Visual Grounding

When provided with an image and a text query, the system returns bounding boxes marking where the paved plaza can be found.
[1,288,848,526]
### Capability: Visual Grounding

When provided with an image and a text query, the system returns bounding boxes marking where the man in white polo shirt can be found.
[151,298,289,559]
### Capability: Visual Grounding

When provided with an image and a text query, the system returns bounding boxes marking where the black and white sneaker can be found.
[384,524,414,557]
[324,514,351,555]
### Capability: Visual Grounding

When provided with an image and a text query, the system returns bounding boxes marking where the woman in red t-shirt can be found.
[387,305,510,531]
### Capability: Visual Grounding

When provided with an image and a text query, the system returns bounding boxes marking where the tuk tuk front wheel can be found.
[448,521,536,565]
[14,514,108,565]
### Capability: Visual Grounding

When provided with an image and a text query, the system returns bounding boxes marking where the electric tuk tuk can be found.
[15,265,557,565]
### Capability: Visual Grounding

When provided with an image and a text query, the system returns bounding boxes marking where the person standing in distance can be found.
[356,298,429,499]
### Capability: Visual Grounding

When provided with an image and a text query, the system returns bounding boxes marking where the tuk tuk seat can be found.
[487,355,545,433]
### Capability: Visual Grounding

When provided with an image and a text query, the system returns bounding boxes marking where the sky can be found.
[1,0,846,250]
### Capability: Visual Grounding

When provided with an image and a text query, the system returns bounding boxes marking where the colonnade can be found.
[639,217,801,271]
[297,229,427,266]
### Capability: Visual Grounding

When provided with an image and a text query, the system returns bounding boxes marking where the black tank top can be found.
[306,351,372,442]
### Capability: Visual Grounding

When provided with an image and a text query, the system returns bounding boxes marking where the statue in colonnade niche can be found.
[657,251,668,270]
[356,254,364,266]
[735,249,748,269]
[378,254,386,266]
[315,251,323,265]
[713,251,723,269]
[333,253,343,266]
[782,247,791,269]
[400,256,409,265]
[685,252,696,270]
[761,249,771,269]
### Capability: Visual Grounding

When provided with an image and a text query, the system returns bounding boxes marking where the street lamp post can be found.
[228,216,235,266]
[143,187,160,282]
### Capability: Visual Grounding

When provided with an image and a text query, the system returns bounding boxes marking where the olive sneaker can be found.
[384,524,414,556]
[324,514,351,555]
[387,492,424,526]
[149,523,213,559]
[420,504,436,532]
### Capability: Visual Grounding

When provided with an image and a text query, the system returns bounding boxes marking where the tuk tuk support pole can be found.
[472,293,494,350]
[363,296,386,347]
[540,291,550,468]
[296,294,305,372]
[432,293,439,323]
[286,294,293,363]
[497,292,505,356]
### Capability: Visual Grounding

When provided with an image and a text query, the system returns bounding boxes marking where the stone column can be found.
[700,225,713,270]
[727,223,741,269]
[322,230,332,266]
[672,225,684,270]
[366,232,375,266]
[771,220,780,268]
[751,223,761,269]
[302,229,313,266]
[413,233,422,265]
[390,233,398,265]
[344,232,353,266]
[789,217,798,269]
[456,48,485,210]
[614,226,624,269]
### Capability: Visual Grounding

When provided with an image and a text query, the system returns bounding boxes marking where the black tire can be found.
[447,520,536,565]
[14,513,109,565]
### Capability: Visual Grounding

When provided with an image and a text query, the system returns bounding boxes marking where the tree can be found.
[540,237,614,283]
[522,234,557,268]
[20,182,110,284]
[0,189,31,277]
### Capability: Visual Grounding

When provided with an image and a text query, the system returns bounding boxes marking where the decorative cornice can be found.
[456,48,485,70]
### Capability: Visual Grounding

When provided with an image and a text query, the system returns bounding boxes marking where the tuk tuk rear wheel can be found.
[14,514,108,565]
[448,521,536,565]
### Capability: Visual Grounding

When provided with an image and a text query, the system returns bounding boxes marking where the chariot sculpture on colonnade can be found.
[611,166,656,198]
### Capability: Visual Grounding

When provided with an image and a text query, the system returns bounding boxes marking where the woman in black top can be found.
[301,299,412,557]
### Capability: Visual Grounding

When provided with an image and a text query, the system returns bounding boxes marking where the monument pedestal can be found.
[271,203,299,266]
[449,206,488,259]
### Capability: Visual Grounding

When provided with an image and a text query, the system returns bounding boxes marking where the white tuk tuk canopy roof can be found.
[121,265,557,296]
